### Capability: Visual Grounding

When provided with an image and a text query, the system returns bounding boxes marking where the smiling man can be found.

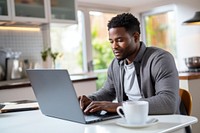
[79,13,179,115]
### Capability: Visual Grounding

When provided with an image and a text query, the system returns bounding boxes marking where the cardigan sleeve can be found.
[88,61,117,102]
[139,50,179,115]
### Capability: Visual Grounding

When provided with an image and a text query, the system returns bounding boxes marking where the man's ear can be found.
[133,32,140,42]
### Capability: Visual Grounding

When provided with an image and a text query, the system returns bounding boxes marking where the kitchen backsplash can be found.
[0,29,43,66]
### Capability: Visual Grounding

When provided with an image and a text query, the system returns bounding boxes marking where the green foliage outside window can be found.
[91,24,114,90]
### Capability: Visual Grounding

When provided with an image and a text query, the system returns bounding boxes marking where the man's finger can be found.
[79,96,85,109]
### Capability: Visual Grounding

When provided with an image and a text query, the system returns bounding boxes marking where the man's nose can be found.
[112,41,119,49]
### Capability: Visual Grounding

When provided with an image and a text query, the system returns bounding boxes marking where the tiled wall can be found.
[0,29,44,66]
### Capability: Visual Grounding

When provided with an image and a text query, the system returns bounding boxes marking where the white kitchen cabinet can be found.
[0,0,12,21]
[0,86,36,102]
[0,0,77,24]
[73,80,96,96]
[48,0,77,24]
[11,0,48,23]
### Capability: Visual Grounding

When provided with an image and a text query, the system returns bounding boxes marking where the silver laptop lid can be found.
[26,69,86,123]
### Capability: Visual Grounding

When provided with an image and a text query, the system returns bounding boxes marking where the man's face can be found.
[108,27,139,60]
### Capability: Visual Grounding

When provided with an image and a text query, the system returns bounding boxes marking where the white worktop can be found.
[0,73,98,89]
[0,73,98,102]
[0,110,198,133]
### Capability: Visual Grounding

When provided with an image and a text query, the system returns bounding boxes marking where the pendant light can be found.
[183,11,200,25]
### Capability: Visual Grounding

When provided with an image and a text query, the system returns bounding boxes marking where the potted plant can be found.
[41,48,61,68]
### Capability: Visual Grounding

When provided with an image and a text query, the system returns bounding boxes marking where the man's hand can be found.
[83,101,121,115]
[78,95,92,110]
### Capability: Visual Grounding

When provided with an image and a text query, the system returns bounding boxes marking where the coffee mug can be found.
[116,101,149,124]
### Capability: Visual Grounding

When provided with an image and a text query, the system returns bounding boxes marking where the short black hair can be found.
[107,13,140,34]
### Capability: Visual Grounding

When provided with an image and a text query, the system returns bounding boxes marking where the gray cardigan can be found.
[89,42,180,115]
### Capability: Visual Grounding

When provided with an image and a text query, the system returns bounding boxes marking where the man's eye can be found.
[117,38,123,42]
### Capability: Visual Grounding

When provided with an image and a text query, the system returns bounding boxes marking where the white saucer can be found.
[116,118,159,128]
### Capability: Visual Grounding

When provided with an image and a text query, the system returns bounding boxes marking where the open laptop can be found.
[26,69,119,124]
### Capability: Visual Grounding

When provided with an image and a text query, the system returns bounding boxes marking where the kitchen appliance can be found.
[0,48,10,80]
[0,48,23,80]
[6,58,23,80]
[179,56,200,73]
[0,65,4,81]
[184,56,200,69]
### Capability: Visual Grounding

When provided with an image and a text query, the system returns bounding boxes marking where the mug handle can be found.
[116,106,125,118]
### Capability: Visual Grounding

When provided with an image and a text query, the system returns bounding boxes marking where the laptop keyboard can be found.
[84,111,119,123]
[84,111,105,120]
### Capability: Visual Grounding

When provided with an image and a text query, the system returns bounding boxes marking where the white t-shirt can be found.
[124,62,141,101]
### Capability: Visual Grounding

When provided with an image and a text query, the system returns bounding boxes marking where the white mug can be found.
[116,101,149,124]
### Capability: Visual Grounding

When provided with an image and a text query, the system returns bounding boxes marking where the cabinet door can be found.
[49,0,77,23]
[11,0,48,23]
[0,0,12,20]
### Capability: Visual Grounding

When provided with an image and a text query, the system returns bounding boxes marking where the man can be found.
[79,13,179,115]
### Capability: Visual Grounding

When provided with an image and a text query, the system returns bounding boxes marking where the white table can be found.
[0,110,198,133]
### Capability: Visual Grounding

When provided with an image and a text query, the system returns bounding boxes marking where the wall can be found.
[130,0,200,70]
[0,28,44,67]
[1,0,199,70]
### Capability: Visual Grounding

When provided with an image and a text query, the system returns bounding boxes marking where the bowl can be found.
[185,56,200,69]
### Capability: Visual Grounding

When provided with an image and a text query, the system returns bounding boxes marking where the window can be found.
[89,11,117,89]
[50,9,123,89]
[141,6,177,59]
[89,11,116,70]
[50,11,84,74]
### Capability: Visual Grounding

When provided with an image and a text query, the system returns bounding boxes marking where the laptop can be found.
[26,69,119,124]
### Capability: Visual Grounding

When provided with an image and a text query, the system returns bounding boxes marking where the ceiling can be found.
[77,0,165,8]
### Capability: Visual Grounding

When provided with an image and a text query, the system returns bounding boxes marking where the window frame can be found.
[77,6,129,73]
[140,5,176,45]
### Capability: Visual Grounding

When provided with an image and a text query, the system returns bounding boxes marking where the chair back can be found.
[179,88,192,116]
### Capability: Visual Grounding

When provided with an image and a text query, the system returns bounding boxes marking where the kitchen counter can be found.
[179,72,200,80]
[0,73,98,90]
[0,73,98,102]
[2,72,200,89]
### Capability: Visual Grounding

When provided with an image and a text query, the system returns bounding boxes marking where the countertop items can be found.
[0,100,39,113]
[0,65,4,81]
[184,56,200,69]
[0,110,198,133]
[0,103,5,110]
